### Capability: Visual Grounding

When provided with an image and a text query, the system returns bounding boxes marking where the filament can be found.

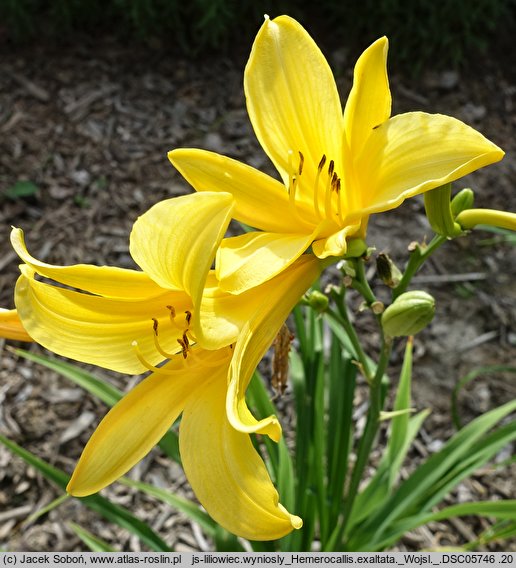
[313,154,326,219]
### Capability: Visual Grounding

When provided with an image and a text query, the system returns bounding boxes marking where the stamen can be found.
[298,151,304,175]
[328,159,335,178]
[152,319,181,359]
[335,177,343,219]
[313,154,326,219]
[177,337,189,359]
[287,149,300,216]
[166,305,176,319]
[324,162,335,219]
[132,340,181,375]
[184,310,192,326]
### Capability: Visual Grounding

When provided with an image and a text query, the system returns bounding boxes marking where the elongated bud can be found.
[455,208,516,232]
[450,188,475,216]
[382,291,435,337]
[376,253,402,287]
[424,183,462,238]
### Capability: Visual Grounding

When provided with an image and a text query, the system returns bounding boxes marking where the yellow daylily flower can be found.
[169,15,504,294]
[67,253,321,540]
[12,192,234,374]
[12,191,322,539]
[0,308,33,342]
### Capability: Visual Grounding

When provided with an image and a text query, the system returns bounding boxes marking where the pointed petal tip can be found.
[291,514,303,530]
[66,478,92,498]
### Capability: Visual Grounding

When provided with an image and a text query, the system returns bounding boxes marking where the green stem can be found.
[393,235,447,300]
[327,290,373,382]
[352,257,377,306]
[341,338,391,533]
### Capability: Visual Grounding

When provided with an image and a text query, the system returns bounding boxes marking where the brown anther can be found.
[166,305,176,318]
[152,318,159,335]
[184,310,192,325]
[298,151,304,175]
[317,154,327,172]
[328,159,335,177]
[331,172,338,190]
[177,338,188,359]
[335,178,341,193]
[182,332,190,349]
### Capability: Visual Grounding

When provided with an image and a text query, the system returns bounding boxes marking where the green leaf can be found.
[467,520,516,550]
[346,339,428,533]
[325,314,388,383]
[13,349,181,464]
[3,180,38,200]
[26,494,70,524]
[14,348,121,406]
[327,343,356,530]
[119,477,216,537]
[68,522,116,552]
[0,434,171,551]
[348,399,516,550]
[374,502,516,551]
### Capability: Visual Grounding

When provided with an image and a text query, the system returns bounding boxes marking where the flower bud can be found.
[450,188,475,216]
[424,183,462,238]
[305,290,329,312]
[344,238,368,258]
[382,291,435,337]
[455,208,516,232]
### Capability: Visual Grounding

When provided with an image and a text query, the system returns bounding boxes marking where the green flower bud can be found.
[344,238,368,258]
[305,290,329,312]
[376,253,402,288]
[424,183,462,238]
[455,208,516,232]
[382,291,435,337]
[450,188,475,216]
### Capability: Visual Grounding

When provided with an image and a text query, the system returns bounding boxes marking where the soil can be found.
[0,29,514,552]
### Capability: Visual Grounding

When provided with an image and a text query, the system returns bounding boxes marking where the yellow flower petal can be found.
[11,228,165,300]
[15,267,192,374]
[312,222,363,259]
[351,112,505,222]
[245,15,343,189]
[68,349,229,496]
[130,192,234,313]
[344,37,391,157]
[180,374,302,541]
[0,308,33,342]
[216,231,315,294]
[169,149,313,233]
[227,254,322,440]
